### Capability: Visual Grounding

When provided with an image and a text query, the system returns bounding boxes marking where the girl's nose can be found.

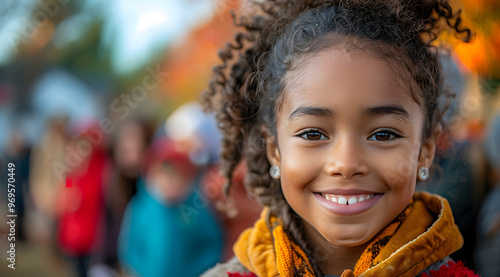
[324,136,369,179]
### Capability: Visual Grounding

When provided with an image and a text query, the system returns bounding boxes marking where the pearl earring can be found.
[269,165,281,179]
[418,167,429,181]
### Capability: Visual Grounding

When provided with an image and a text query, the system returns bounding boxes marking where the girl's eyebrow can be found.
[288,106,334,121]
[362,105,410,120]
[288,105,410,121]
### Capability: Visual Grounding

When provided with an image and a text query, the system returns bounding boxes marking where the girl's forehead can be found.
[278,47,422,120]
[287,42,403,84]
[281,37,423,107]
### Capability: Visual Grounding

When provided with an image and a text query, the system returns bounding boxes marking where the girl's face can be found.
[267,46,438,247]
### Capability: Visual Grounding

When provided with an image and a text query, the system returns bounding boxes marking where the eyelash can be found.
[297,128,403,142]
[367,128,403,141]
[297,129,328,141]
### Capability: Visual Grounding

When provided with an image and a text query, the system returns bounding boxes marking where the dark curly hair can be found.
[201,0,471,275]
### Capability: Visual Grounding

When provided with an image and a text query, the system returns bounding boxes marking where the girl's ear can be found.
[266,135,281,167]
[418,125,443,169]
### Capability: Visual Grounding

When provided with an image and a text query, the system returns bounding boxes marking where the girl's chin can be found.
[326,239,370,248]
[319,231,374,248]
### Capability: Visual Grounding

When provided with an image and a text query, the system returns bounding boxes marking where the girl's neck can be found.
[303,221,368,276]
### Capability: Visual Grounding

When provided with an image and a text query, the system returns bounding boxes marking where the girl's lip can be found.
[316,189,378,195]
[313,192,383,215]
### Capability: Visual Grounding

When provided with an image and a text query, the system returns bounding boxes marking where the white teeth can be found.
[322,193,375,205]
[347,197,358,205]
[338,196,347,205]
[323,193,338,202]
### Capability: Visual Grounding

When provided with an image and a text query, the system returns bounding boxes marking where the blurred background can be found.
[0,0,498,276]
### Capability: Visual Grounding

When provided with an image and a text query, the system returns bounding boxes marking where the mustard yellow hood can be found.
[233,192,463,277]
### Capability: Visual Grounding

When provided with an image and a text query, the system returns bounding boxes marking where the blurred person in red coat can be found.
[56,123,111,277]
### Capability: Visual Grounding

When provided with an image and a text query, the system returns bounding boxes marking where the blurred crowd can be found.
[0,1,499,277]
[1,95,500,277]
[0,102,262,277]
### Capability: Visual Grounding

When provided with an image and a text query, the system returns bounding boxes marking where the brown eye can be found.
[306,132,321,140]
[374,132,391,140]
[299,130,327,141]
[368,130,400,141]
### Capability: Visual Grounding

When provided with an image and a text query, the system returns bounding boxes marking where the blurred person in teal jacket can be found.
[118,137,223,277]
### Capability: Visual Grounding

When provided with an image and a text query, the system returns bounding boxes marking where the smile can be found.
[314,192,383,215]
[321,193,375,205]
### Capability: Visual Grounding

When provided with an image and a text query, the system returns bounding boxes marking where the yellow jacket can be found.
[203,192,467,277]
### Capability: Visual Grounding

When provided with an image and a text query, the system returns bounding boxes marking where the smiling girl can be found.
[201,0,477,276]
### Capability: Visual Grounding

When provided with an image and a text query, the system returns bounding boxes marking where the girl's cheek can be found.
[380,149,419,188]
[382,170,413,191]
[281,151,320,188]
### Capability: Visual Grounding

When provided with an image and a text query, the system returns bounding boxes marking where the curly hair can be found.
[201,0,471,275]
